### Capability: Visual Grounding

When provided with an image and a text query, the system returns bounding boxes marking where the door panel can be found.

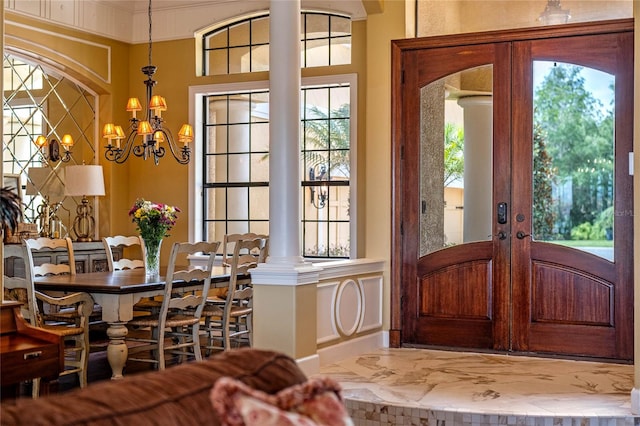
[401,42,512,351]
[416,242,495,348]
[511,31,633,359]
[393,20,633,361]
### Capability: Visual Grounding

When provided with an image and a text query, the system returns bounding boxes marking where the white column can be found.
[251,0,320,367]
[458,96,493,243]
[267,0,304,265]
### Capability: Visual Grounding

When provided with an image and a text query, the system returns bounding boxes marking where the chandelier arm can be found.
[158,128,190,165]
[110,126,139,164]
[132,142,148,160]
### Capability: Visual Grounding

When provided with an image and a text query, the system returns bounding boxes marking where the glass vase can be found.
[143,237,162,279]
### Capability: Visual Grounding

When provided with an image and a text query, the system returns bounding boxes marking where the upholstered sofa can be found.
[1,349,309,426]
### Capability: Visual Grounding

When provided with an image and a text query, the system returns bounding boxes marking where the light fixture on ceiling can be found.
[34,134,74,163]
[538,0,571,25]
[309,164,329,209]
[102,0,193,165]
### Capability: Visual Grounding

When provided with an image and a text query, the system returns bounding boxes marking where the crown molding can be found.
[5,0,368,44]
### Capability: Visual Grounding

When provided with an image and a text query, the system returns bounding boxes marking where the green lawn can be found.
[549,240,613,248]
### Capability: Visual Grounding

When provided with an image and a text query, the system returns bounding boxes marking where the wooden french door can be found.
[391,19,634,360]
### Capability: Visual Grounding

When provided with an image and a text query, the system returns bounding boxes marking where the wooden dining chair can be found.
[102,235,145,271]
[221,232,269,267]
[24,237,81,320]
[209,232,268,304]
[25,237,76,276]
[202,236,267,354]
[25,237,103,326]
[5,244,95,396]
[125,241,220,370]
[102,235,160,313]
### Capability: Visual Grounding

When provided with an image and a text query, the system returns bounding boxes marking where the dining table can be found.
[33,266,245,379]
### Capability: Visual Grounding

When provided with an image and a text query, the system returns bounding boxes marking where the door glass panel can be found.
[532,61,614,261]
[420,65,493,256]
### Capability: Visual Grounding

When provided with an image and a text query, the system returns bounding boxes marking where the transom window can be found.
[202,12,351,75]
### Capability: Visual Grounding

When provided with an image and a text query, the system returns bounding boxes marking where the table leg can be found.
[106,322,128,379]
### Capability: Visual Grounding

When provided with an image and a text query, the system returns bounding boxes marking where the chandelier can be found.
[538,0,571,25]
[102,0,193,165]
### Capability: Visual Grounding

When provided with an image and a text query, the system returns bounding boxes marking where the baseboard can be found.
[318,331,387,366]
[296,353,321,377]
[296,331,388,376]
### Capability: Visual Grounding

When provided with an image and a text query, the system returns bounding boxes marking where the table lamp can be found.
[64,165,105,241]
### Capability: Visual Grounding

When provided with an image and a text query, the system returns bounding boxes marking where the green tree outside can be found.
[532,123,557,240]
[444,122,464,187]
[533,63,614,240]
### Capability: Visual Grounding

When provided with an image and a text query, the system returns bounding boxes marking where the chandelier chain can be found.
[147,0,153,67]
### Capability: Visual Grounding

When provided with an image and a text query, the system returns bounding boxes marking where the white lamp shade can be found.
[64,165,106,196]
[26,167,66,197]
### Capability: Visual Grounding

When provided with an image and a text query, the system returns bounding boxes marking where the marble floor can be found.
[316,348,640,425]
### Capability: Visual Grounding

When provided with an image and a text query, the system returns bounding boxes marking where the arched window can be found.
[202,12,351,75]
[195,11,355,259]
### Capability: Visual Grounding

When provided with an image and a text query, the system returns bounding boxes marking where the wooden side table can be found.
[0,301,63,400]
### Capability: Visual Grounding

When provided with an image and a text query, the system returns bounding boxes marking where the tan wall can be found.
[417,0,632,36]
[365,1,410,330]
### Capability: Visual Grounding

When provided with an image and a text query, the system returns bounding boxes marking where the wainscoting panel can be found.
[317,281,341,344]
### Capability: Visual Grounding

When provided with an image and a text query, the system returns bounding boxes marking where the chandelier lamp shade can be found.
[102,0,193,165]
[34,134,74,163]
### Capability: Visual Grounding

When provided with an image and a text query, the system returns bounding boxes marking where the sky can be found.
[533,61,615,115]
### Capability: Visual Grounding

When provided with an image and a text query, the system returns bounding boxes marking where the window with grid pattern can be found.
[198,11,354,259]
[202,12,351,76]
[200,83,352,258]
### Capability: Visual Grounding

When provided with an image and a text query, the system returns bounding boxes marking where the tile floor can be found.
[316,348,640,425]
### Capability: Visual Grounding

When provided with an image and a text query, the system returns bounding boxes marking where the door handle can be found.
[497,202,508,224]
[516,231,530,239]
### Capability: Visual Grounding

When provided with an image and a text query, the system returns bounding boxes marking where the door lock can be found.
[497,202,508,224]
